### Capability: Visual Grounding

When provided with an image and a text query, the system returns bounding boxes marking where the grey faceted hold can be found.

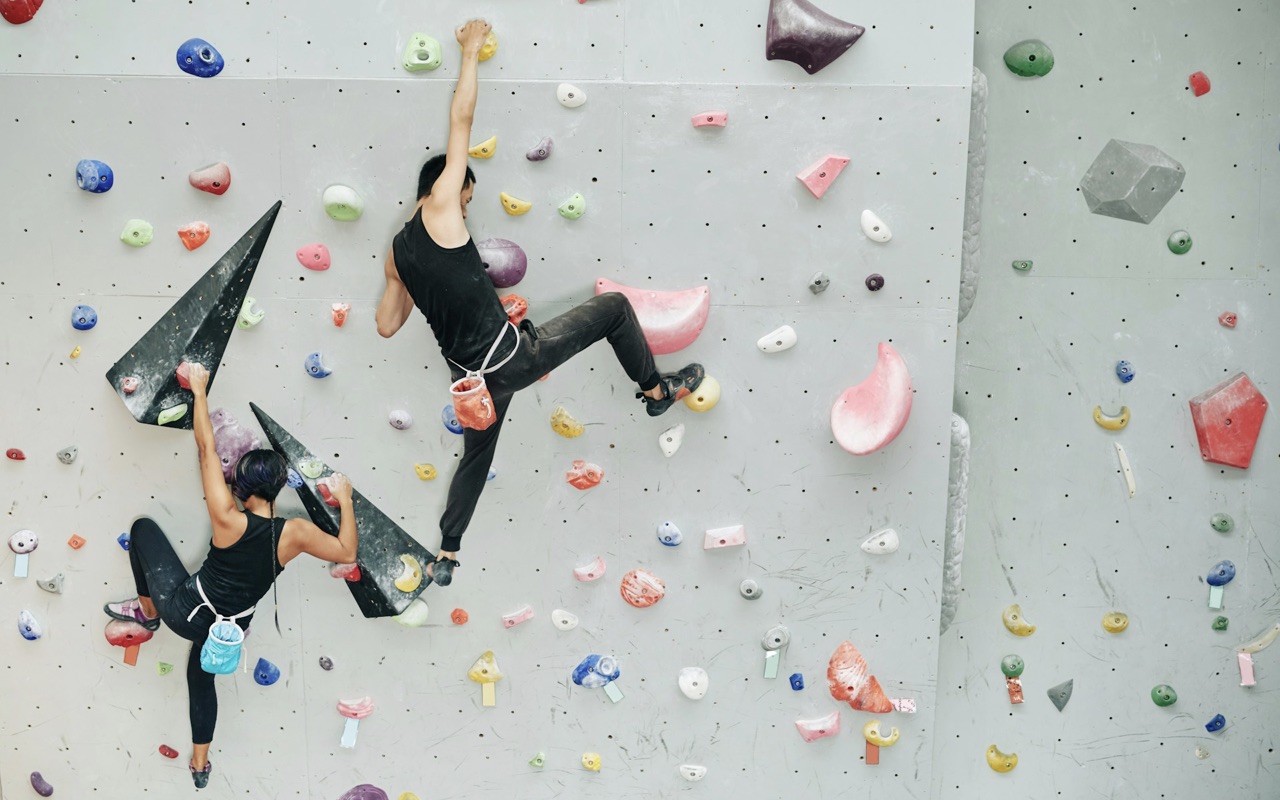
[1047,678,1073,711]
[808,271,830,294]
[56,446,78,465]
[1080,139,1185,224]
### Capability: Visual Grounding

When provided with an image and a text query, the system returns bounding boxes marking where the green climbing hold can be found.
[299,457,325,479]
[1167,230,1192,255]
[558,192,586,220]
[1012,260,1033,272]
[1151,684,1178,707]
[1003,40,1054,78]
[120,219,155,247]
[157,661,174,675]
[402,33,443,72]
[1000,654,1025,678]
[1210,513,1234,533]
[1212,616,1229,631]
[157,404,188,426]
[529,752,546,768]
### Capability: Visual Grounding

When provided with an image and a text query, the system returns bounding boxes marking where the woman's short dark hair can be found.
[231,450,289,503]
[417,153,476,201]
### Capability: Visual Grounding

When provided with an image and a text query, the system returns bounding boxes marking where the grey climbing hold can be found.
[319,656,334,671]
[808,271,830,293]
[739,579,763,600]
[1046,678,1073,711]
[940,413,970,634]
[761,624,790,650]
[37,573,64,594]
[1079,139,1185,225]
[56,446,78,465]
[958,67,987,323]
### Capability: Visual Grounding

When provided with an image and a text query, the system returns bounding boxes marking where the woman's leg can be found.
[186,637,217,779]
[127,517,193,622]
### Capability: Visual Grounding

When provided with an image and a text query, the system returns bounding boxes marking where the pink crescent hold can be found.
[794,709,841,742]
[337,696,374,719]
[573,555,607,582]
[296,243,331,271]
[830,342,912,455]
[692,111,729,128]
[594,278,710,355]
[796,155,850,199]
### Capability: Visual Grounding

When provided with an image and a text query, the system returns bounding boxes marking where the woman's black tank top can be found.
[391,207,509,371]
[196,511,285,614]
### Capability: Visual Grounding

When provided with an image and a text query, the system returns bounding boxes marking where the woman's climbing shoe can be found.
[103,597,161,631]
[190,759,212,789]
[428,555,460,587]
[637,363,705,417]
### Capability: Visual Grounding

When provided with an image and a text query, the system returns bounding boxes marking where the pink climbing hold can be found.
[178,222,211,251]
[566,460,603,490]
[831,342,913,456]
[331,303,350,327]
[827,640,893,713]
[159,744,179,759]
[316,477,341,508]
[120,376,140,394]
[188,162,231,195]
[573,555,607,582]
[1218,311,1237,328]
[619,568,665,608]
[794,709,841,742]
[1188,372,1269,469]
[500,293,528,325]
[175,361,193,389]
[1189,71,1211,97]
[296,244,331,271]
[692,111,729,128]
[0,0,43,25]
[796,154,850,199]
[594,278,710,355]
[331,562,361,582]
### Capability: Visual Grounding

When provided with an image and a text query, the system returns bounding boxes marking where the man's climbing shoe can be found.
[103,597,161,631]
[190,759,212,789]
[638,363,705,417]
[429,555,460,587]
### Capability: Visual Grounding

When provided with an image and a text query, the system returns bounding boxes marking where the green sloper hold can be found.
[1167,230,1192,254]
[403,33,442,72]
[157,661,174,676]
[1012,260,1033,271]
[529,752,546,767]
[250,402,437,618]
[157,404,188,426]
[558,192,586,220]
[1046,679,1073,711]
[1212,616,1229,631]
[1004,40,1054,77]
[1151,684,1177,707]
[1000,655,1025,678]
[120,219,155,247]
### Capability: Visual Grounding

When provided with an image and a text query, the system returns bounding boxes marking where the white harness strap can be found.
[186,576,256,624]
[449,321,519,376]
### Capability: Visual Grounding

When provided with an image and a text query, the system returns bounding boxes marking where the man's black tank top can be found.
[391,207,509,371]
[196,511,285,614]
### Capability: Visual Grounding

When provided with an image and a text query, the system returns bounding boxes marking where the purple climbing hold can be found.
[30,771,54,797]
[765,0,865,75]
[865,273,885,291]
[210,408,262,482]
[476,238,528,288]
[337,785,390,800]
[525,136,554,162]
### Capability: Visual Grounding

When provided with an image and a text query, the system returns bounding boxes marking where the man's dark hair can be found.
[417,153,476,200]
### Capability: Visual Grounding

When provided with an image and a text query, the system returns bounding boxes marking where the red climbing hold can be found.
[451,608,469,625]
[1218,311,1237,328]
[188,162,231,195]
[1188,372,1269,469]
[178,222,211,251]
[159,744,179,759]
[1189,71,1211,97]
[0,0,44,25]
[316,478,341,508]
[500,294,528,325]
[175,361,193,389]
[6,448,25,460]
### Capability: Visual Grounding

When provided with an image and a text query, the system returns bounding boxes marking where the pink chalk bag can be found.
[449,321,519,431]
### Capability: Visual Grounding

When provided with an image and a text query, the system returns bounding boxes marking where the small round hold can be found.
[739,579,762,600]
[388,409,413,430]
[761,624,790,650]
[318,656,334,671]
[176,38,225,78]
[6,448,26,461]
[1206,559,1236,586]
[557,83,586,108]
[1218,311,1237,328]
[1210,513,1234,533]
[70,304,98,330]
[1195,745,1211,760]
[809,271,830,294]
[864,273,885,291]
[1115,360,1134,383]
[1167,230,1192,255]
[451,608,469,625]
[1151,684,1177,706]
[1000,654,1025,678]
[56,446,78,465]
[75,159,114,193]
[1211,615,1229,631]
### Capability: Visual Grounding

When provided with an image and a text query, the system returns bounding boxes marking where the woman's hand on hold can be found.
[328,473,353,505]
[187,363,211,394]
[456,19,491,54]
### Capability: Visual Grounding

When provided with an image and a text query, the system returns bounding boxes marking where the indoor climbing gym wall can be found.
[933,1,1280,798]
[0,1,976,798]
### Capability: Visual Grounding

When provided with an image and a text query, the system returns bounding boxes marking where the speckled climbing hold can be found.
[498,192,532,216]
[789,672,805,690]
[658,423,684,457]
[37,573,63,593]
[304,352,332,378]
[188,162,231,195]
[692,111,728,128]
[704,524,746,549]
[1167,230,1192,254]
[159,744,179,758]
[468,135,497,159]
[580,752,601,772]
[573,555,606,582]
[1212,616,1229,631]
[468,650,503,706]
[552,609,579,630]
[6,448,25,461]
[1080,139,1185,225]
[860,210,892,243]
[550,406,584,438]
[253,657,281,686]
[441,404,463,434]
[1102,612,1129,633]
[157,403,188,426]
[757,325,797,353]
[529,752,546,768]
[120,219,155,247]
[620,568,665,608]
[1210,513,1234,533]
[1151,684,1177,706]
[176,38,225,78]
[502,604,535,628]
[525,136,554,161]
[387,409,412,431]
[29,771,53,797]
[1205,713,1226,733]
[476,238,527,288]
[572,653,621,688]
[391,598,429,628]
[18,609,42,640]
[986,744,1017,773]
[1,0,43,25]
[120,376,140,394]
[558,192,587,220]
[864,273,885,291]
[739,578,762,599]
[656,521,683,546]
[319,656,334,670]
[557,83,586,108]
[296,243,331,271]
[565,460,603,490]
[477,30,498,61]
[1189,71,1211,97]
[831,342,912,455]
[323,185,364,221]
[178,222,211,251]
[1002,604,1036,636]
[796,154,850,199]
[1046,679,1073,711]
[76,158,113,193]
[809,271,831,293]
[1114,360,1136,384]
[794,710,841,742]
[56,446,77,465]
[1003,39,1054,77]
[1000,654,1024,678]
[414,463,437,481]
[1011,260,1033,272]
[70,304,97,330]
[450,608,468,625]
[500,293,527,325]
[237,296,264,329]
[402,33,442,72]
[1092,405,1129,431]
[1189,372,1269,469]
[331,303,350,327]
[860,527,899,555]
[765,0,865,75]
[683,376,720,412]
[678,666,709,700]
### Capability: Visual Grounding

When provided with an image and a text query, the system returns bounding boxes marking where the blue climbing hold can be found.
[442,404,463,435]
[304,352,332,379]
[1205,713,1226,733]
[1206,560,1236,586]
[656,521,683,547]
[286,468,303,489]
[254,657,281,686]
[486,467,497,481]
[789,672,805,691]
[75,159,114,193]
[571,654,621,688]
[117,531,131,550]
[71,304,98,331]
[1115,360,1134,383]
[176,38,225,78]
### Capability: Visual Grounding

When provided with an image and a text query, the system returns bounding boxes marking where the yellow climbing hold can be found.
[468,650,503,707]
[478,30,498,61]
[414,463,438,481]
[1102,611,1129,633]
[862,720,900,747]
[986,744,1018,773]
[550,406,584,438]
[1092,405,1130,431]
[683,375,721,412]
[500,192,533,216]
[398,794,421,800]
[1002,603,1036,636]
[581,752,602,772]
[469,135,497,159]
[394,554,423,593]
[69,346,81,359]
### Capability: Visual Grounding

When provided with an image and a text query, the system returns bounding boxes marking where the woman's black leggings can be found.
[129,517,249,746]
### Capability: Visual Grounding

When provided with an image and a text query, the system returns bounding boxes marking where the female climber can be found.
[102,363,359,789]
[375,18,705,588]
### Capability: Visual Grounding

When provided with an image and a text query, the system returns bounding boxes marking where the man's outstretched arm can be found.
[425,19,489,225]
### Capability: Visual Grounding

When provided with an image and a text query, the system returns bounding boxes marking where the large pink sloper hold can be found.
[794,709,841,742]
[831,342,912,455]
[595,278,710,355]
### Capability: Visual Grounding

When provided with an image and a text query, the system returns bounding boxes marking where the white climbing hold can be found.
[795,709,841,742]
[388,409,413,430]
[658,423,685,458]
[551,609,579,630]
[322,184,365,221]
[860,527,900,554]
[37,574,64,594]
[678,666,709,700]
[391,597,429,627]
[757,324,797,353]
[656,521,683,546]
[557,83,586,108]
[573,556,606,582]
[679,764,708,781]
[703,524,746,549]
[860,209,892,243]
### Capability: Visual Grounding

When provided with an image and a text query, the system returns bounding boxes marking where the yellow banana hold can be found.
[862,720,900,747]
[468,135,497,159]
[1093,405,1130,430]
[394,554,423,593]
[499,191,532,216]
[478,31,498,61]
[986,744,1018,773]
[1002,603,1037,636]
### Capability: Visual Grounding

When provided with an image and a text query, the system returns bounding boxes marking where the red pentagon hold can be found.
[1189,71,1211,97]
[1188,372,1268,469]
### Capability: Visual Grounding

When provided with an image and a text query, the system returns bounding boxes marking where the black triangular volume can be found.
[105,202,282,429]
[249,402,436,618]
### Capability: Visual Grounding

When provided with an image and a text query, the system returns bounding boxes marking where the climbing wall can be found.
[0,1,974,797]
[934,1,1280,796]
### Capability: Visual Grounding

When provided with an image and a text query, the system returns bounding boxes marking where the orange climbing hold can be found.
[451,608,469,625]
[827,640,893,713]
[1188,372,1269,469]
[67,534,86,549]
[178,222,211,251]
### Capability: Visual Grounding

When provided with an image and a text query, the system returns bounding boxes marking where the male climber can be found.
[376,19,704,587]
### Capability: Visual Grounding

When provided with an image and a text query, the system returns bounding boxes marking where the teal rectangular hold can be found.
[604,683,624,703]
[340,718,359,749]
[13,553,28,578]
[1208,585,1224,610]
[763,650,780,679]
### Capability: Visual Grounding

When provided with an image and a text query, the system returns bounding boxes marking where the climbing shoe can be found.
[637,363,705,417]
[429,555,460,587]
[103,597,161,631]
[190,760,212,789]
